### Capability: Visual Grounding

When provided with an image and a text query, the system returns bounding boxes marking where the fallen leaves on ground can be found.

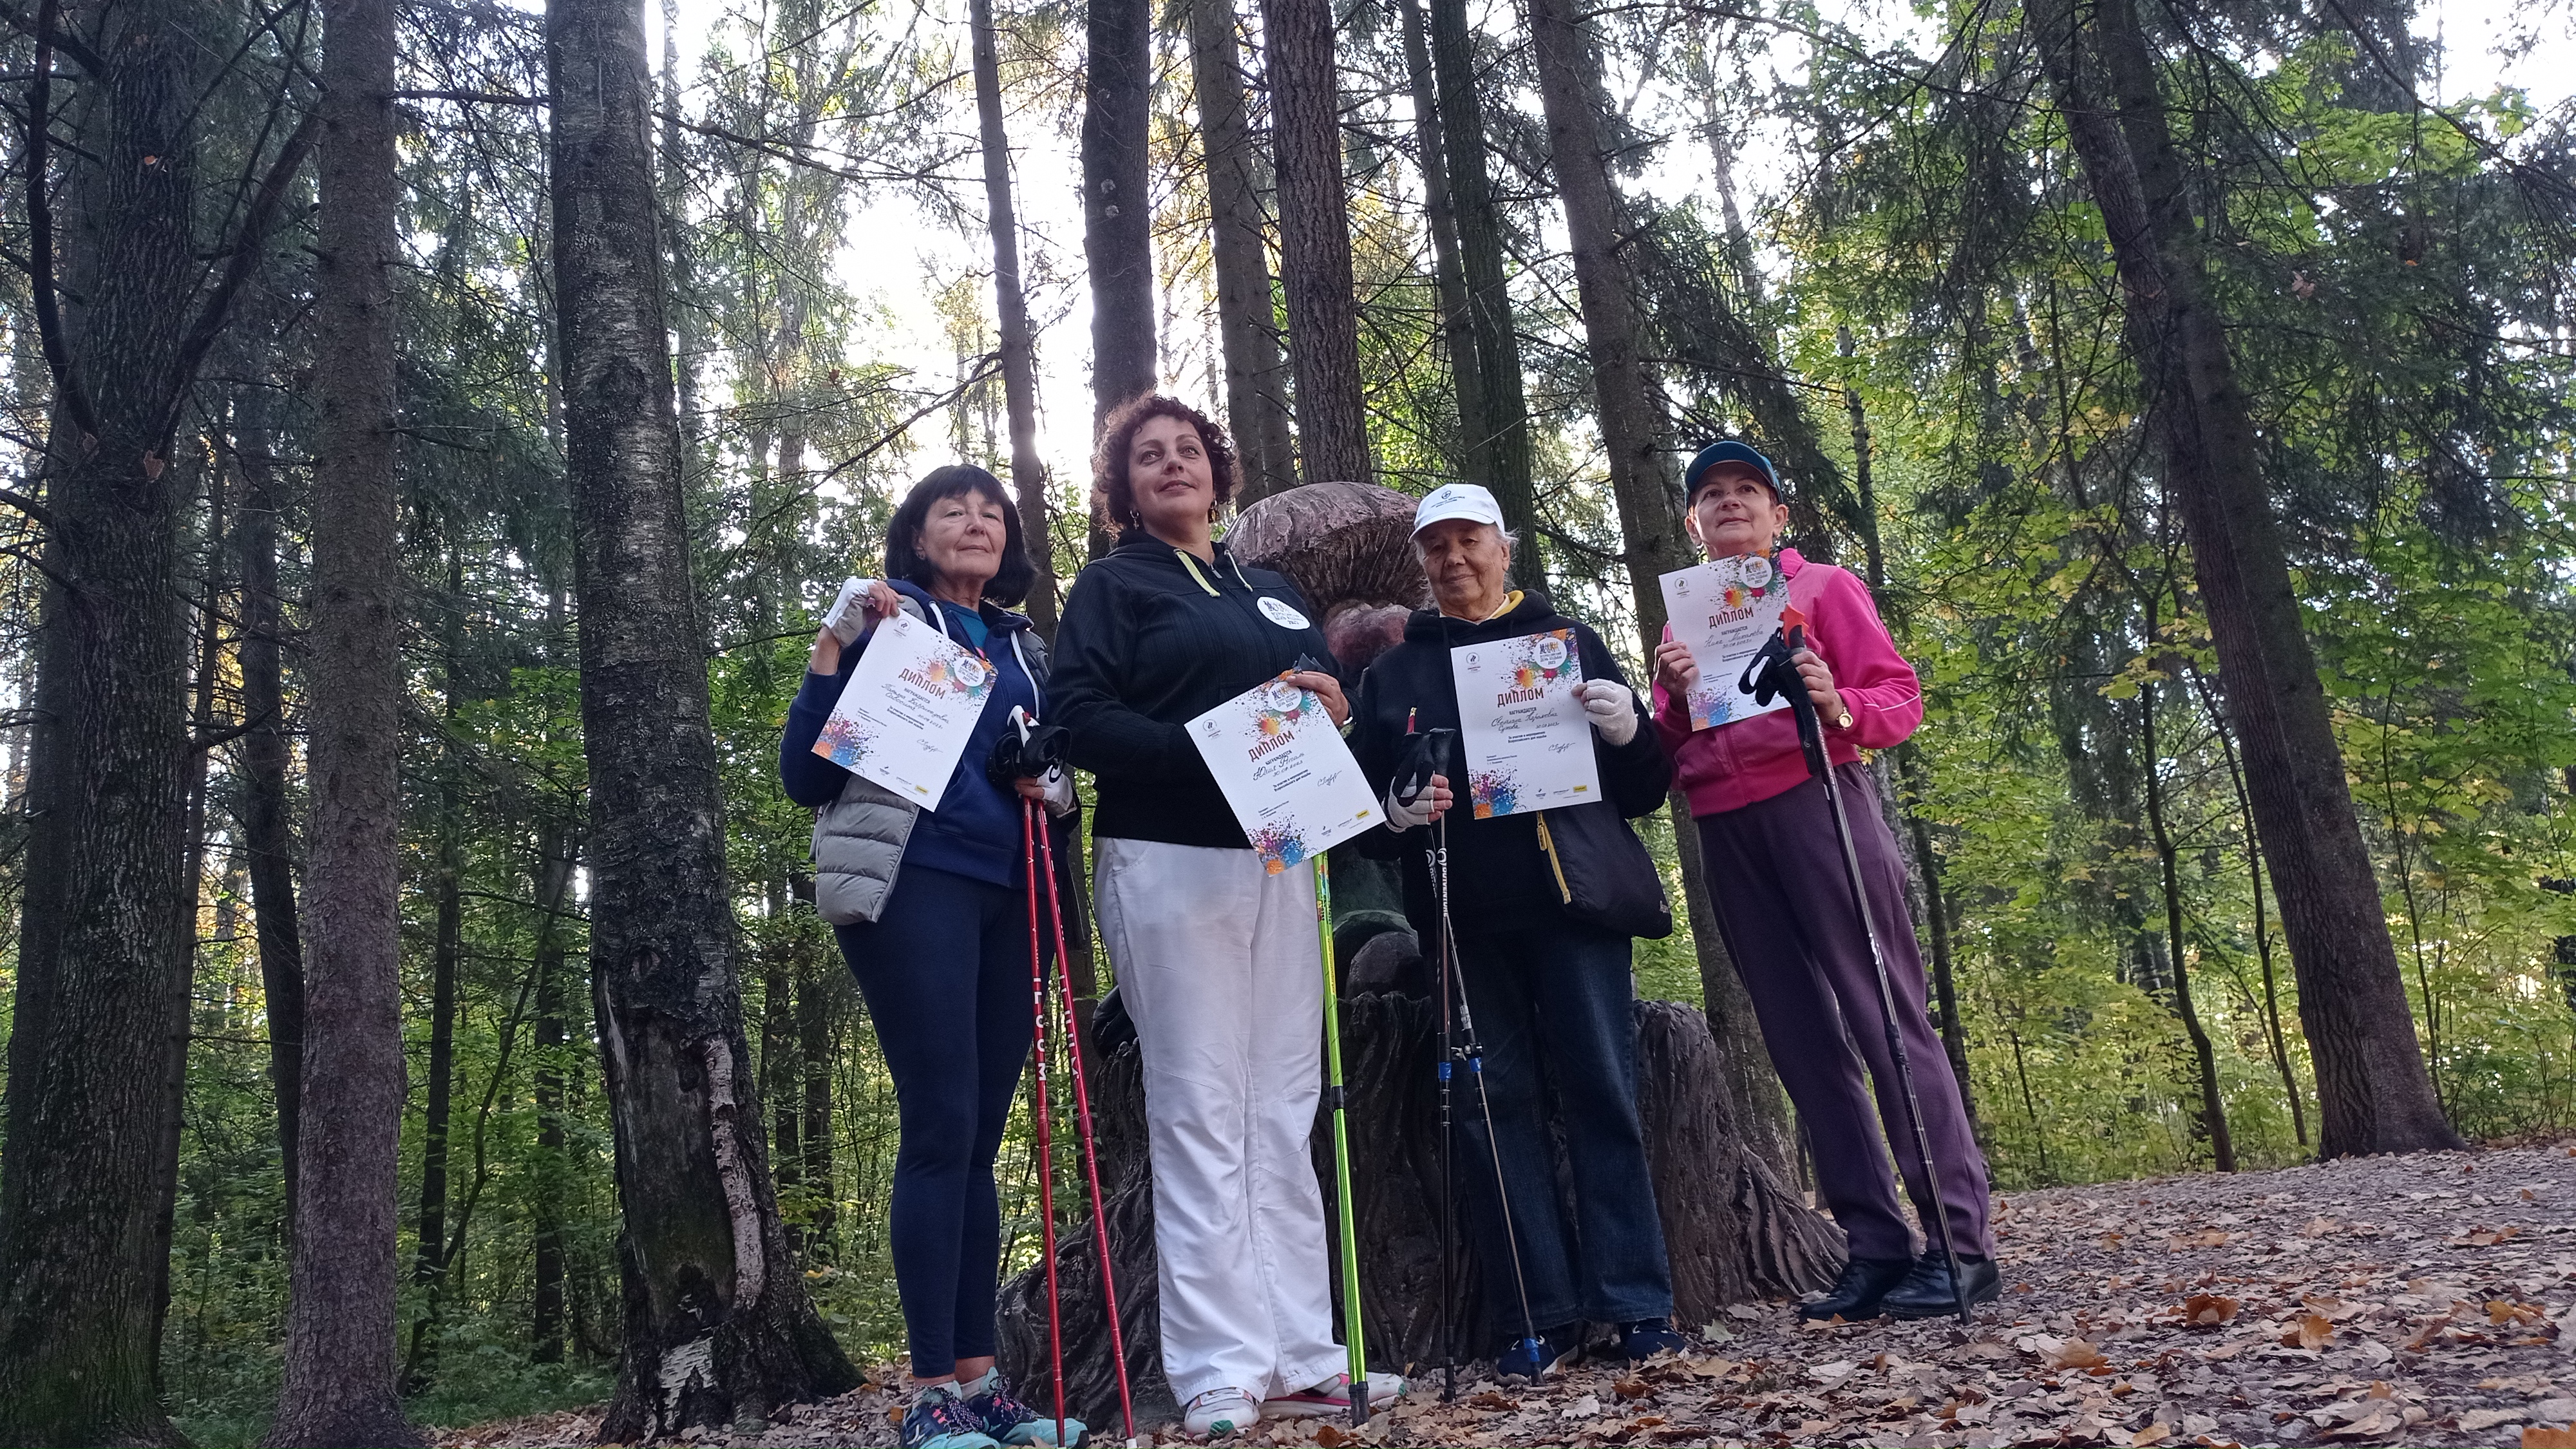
[438,1139,2576,1446]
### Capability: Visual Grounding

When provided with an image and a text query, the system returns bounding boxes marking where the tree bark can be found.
[231,374,308,1231]
[2140,678,2234,1171]
[1424,0,1540,585]
[269,0,418,1438]
[1083,0,1154,426]
[0,0,223,1437]
[547,0,861,1428]
[531,819,576,1364]
[2023,0,2458,1155]
[1259,0,1372,484]
[1187,0,1297,500]
[797,952,837,1258]
[969,0,1059,634]
[402,795,464,1391]
[1396,0,1488,493]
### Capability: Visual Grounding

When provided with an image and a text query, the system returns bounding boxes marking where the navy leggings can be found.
[832,861,1041,1378]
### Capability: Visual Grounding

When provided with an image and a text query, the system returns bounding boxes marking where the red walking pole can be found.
[1032,800,1137,1444]
[1021,802,1068,1446]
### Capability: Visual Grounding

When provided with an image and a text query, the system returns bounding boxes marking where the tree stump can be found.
[998,974,1841,1426]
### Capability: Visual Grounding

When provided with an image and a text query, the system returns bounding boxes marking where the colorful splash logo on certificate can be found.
[1248,820,1311,873]
[1493,630,1577,707]
[814,714,878,771]
[900,651,994,704]
[1245,680,1315,762]
[1470,768,1520,819]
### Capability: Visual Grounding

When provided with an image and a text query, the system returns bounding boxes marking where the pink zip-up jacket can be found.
[1651,547,1924,817]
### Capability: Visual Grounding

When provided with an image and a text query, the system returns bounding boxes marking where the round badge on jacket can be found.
[1258,596,1311,630]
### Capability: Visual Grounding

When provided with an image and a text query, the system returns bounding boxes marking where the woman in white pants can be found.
[1049,393,1402,1439]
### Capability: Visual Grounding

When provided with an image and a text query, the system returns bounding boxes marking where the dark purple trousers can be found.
[1694,762,1993,1264]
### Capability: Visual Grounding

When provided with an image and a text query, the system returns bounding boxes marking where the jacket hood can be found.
[1401,587,1564,644]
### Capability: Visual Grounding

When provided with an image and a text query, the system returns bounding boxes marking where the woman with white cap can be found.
[1347,483,1687,1378]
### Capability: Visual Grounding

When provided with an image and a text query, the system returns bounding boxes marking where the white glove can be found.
[1577,679,1640,746]
[1384,779,1437,831]
[822,576,879,646]
[1040,767,1077,818]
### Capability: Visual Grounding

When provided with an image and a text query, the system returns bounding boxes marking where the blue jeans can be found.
[1449,915,1674,1343]
[832,862,1040,1378]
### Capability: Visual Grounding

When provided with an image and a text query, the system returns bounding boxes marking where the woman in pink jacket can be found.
[1650,440,1998,1322]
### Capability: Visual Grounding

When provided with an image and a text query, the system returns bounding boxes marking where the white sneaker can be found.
[1263,1372,1407,1417]
[1182,1387,1260,1440]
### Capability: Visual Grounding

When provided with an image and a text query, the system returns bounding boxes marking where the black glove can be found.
[1392,727,1454,810]
[986,717,1070,791]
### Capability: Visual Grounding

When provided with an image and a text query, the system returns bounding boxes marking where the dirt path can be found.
[442,1138,2576,1446]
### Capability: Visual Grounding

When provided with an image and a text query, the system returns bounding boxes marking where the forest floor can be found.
[442,1137,2576,1448]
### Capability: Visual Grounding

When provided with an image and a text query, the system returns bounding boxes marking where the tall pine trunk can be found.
[1396,0,1488,487]
[270,0,419,1437]
[1423,0,1540,584]
[232,374,308,1230]
[547,0,860,1428]
[1083,0,1153,425]
[969,0,1057,633]
[531,817,576,1363]
[1188,0,1297,499]
[0,1,222,1437]
[1525,0,1801,1184]
[2024,0,2458,1155]
[1259,0,1370,484]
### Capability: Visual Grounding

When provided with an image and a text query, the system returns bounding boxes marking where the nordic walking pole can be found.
[1030,792,1137,1444]
[1314,852,1370,1427]
[1020,800,1069,1444]
[1745,610,1973,1327]
[1394,728,1541,1386]
[1433,818,1546,1366]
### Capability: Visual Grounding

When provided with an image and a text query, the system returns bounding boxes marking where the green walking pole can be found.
[1314,853,1371,1428]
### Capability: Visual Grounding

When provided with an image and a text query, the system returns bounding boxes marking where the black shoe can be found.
[1616,1318,1688,1360]
[1797,1255,1914,1321]
[1493,1321,1584,1379]
[1879,1247,2002,1320]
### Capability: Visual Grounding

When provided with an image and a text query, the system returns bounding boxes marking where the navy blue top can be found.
[779,580,1043,889]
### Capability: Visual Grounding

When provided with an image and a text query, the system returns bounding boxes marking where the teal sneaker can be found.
[901,1383,1002,1448]
[961,1371,1085,1446]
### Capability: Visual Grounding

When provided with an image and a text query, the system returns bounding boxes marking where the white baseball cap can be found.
[1412,483,1506,536]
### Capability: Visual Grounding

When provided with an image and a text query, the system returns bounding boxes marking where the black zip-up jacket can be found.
[1050,533,1338,848]
[1351,590,1670,930]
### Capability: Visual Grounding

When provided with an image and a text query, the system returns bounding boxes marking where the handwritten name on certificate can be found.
[812,611,995,808]
[1188,678,1381,874]
[1659,553,1792,731]
[1450,629,1602,819]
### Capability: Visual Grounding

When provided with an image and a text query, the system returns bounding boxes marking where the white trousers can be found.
[1094,837,1347,1405]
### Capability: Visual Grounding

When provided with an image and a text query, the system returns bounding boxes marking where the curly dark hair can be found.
[882,464,1035,608]
[1090,393,1238,533]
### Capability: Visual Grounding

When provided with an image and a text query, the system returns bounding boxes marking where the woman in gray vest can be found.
[779,465,1079,1449]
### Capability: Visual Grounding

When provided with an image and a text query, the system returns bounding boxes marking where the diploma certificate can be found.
[811,611,996,808]
[1188,677,1383,873]
[1450,628,1602,818]
[1659,553,1793,730]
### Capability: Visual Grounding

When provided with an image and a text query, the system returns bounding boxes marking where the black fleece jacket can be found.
[1050,534,1338,848]
[1350,590,1669,927]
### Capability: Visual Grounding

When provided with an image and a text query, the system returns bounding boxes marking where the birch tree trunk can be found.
[1188,0,1297,499]
[547,0,862,1430]
[2023,0,2458,1156]
[1259,0,1372,484]
[269,0,418,1436]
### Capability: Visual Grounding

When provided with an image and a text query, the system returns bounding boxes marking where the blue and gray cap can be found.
[1683,440,1783,504]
